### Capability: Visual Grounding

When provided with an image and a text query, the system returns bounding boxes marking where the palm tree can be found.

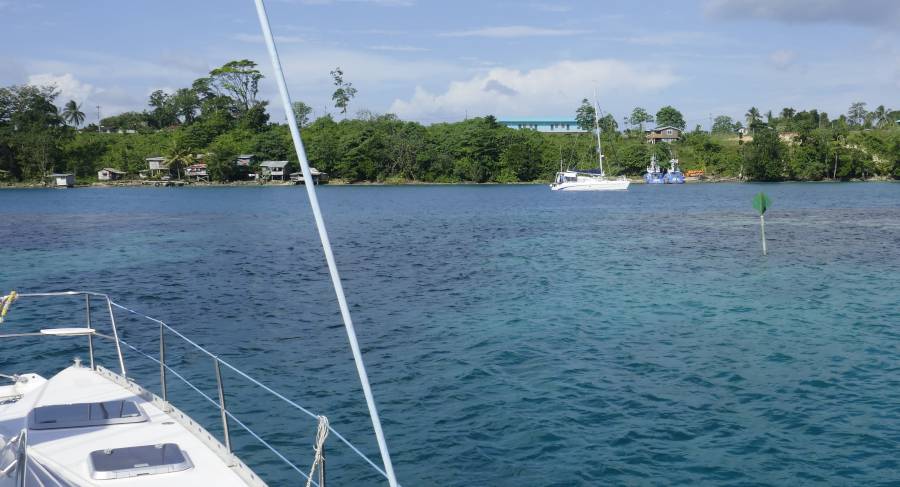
[165,141,194,180]
[872,105,888,128]
[745,107,761,133]
[61,100,85,128]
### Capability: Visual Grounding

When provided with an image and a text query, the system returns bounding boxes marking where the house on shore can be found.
[235,154,254,167]
[289,168,329,185]
[499,118,586,134]
[185,163,209,182]
[234,154,254,180]
[51,173,75,188]
[645,126,682,144]
[98,168,126,181]
[141,157,169,179]
[259,161,290,181]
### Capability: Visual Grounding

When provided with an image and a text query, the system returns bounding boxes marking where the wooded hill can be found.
[2,60,898,183]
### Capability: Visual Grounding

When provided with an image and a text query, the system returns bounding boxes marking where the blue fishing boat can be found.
[664,158,685,184]
[644,155,664,184]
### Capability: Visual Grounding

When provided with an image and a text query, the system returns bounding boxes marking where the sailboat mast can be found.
[252,1,399,486]
[592,93,604,176]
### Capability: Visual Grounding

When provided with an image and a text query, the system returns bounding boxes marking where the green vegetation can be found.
[1,59,899,184]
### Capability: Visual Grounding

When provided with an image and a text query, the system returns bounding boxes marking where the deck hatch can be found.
[29,400,147,430]
[89,443,193,479]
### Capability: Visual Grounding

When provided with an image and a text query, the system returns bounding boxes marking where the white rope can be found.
[305,416,329,487]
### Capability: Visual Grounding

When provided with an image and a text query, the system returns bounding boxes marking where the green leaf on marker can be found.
[752,192,772,215]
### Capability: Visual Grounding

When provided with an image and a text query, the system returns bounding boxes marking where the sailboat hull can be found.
[550,178,631,191]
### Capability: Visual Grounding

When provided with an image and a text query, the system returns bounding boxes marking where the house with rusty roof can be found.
[645,126,682,144]
[98,168,127,181]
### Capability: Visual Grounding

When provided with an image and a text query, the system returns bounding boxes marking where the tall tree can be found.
[711,115,735,134]
[330,67,358,117]
[628,107,653,132]
[208,60,264,113]
[1,85,67,179]
[743,126,784,181]
[848,101,867,127]
[61,100,85,128]
[148,90,178,128]
[598,113,618,135]
[574,98,596,131]
[171,88,200,124]
[655,105,686,130]
[292,101,313,127]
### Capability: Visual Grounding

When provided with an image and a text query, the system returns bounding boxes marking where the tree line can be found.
[1,59,899,184]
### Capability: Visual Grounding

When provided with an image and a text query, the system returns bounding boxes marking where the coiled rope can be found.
[0,291,17,324]
[306,416,330,487]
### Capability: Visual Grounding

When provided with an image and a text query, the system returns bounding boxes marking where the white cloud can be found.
[704,0,900,27]
[27,73,94,103]
[440,25,590,38]
[233,33,305,44]
[609,31,712,47]
[279,0,414,5]
[531,3,572,13]
[345,0,414,5]
[769,49,796,70]
[388,59,679,122]
[27,53,205,84]
[368,45,430,52]
[275,47,460,85]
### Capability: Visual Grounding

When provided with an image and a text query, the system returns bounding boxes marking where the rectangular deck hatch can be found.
[89,443,193,479]
[29,400,147,430]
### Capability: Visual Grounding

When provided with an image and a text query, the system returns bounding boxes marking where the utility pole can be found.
[96,105,101,131]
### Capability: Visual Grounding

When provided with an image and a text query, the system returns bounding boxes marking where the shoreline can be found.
[0,176,895,189]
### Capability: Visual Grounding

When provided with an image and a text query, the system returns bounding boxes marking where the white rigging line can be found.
[251,1,399,486]
[592,89,604,176]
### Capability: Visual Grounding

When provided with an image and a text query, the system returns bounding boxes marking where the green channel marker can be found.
[753,192,771,255]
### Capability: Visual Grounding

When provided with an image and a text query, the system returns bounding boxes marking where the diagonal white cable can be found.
[251,1,399,486]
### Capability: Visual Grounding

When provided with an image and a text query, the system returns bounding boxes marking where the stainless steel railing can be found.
[2,291,397,486]
[2,291,124,376]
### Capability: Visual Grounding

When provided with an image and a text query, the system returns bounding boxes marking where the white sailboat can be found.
[0,1,399,486]
[550,99,630,191]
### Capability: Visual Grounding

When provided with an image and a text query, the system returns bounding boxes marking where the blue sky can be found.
[1,0,898,127]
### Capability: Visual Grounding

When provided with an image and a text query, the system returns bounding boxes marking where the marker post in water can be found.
[752,192,771,255]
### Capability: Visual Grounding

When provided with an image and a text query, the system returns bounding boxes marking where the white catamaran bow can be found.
[0,291,398,486]
[0,1,400,485]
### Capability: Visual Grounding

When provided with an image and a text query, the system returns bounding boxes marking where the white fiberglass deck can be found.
[0,364,262,486]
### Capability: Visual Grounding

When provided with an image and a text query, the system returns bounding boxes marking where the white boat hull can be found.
[550,178,631,191]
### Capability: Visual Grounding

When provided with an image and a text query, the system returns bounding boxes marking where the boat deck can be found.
[0,364,263,486]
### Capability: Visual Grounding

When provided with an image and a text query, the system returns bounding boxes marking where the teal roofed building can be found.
[499,118,586,134]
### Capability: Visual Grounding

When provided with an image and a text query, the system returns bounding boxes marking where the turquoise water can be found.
[1,183,899,485]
